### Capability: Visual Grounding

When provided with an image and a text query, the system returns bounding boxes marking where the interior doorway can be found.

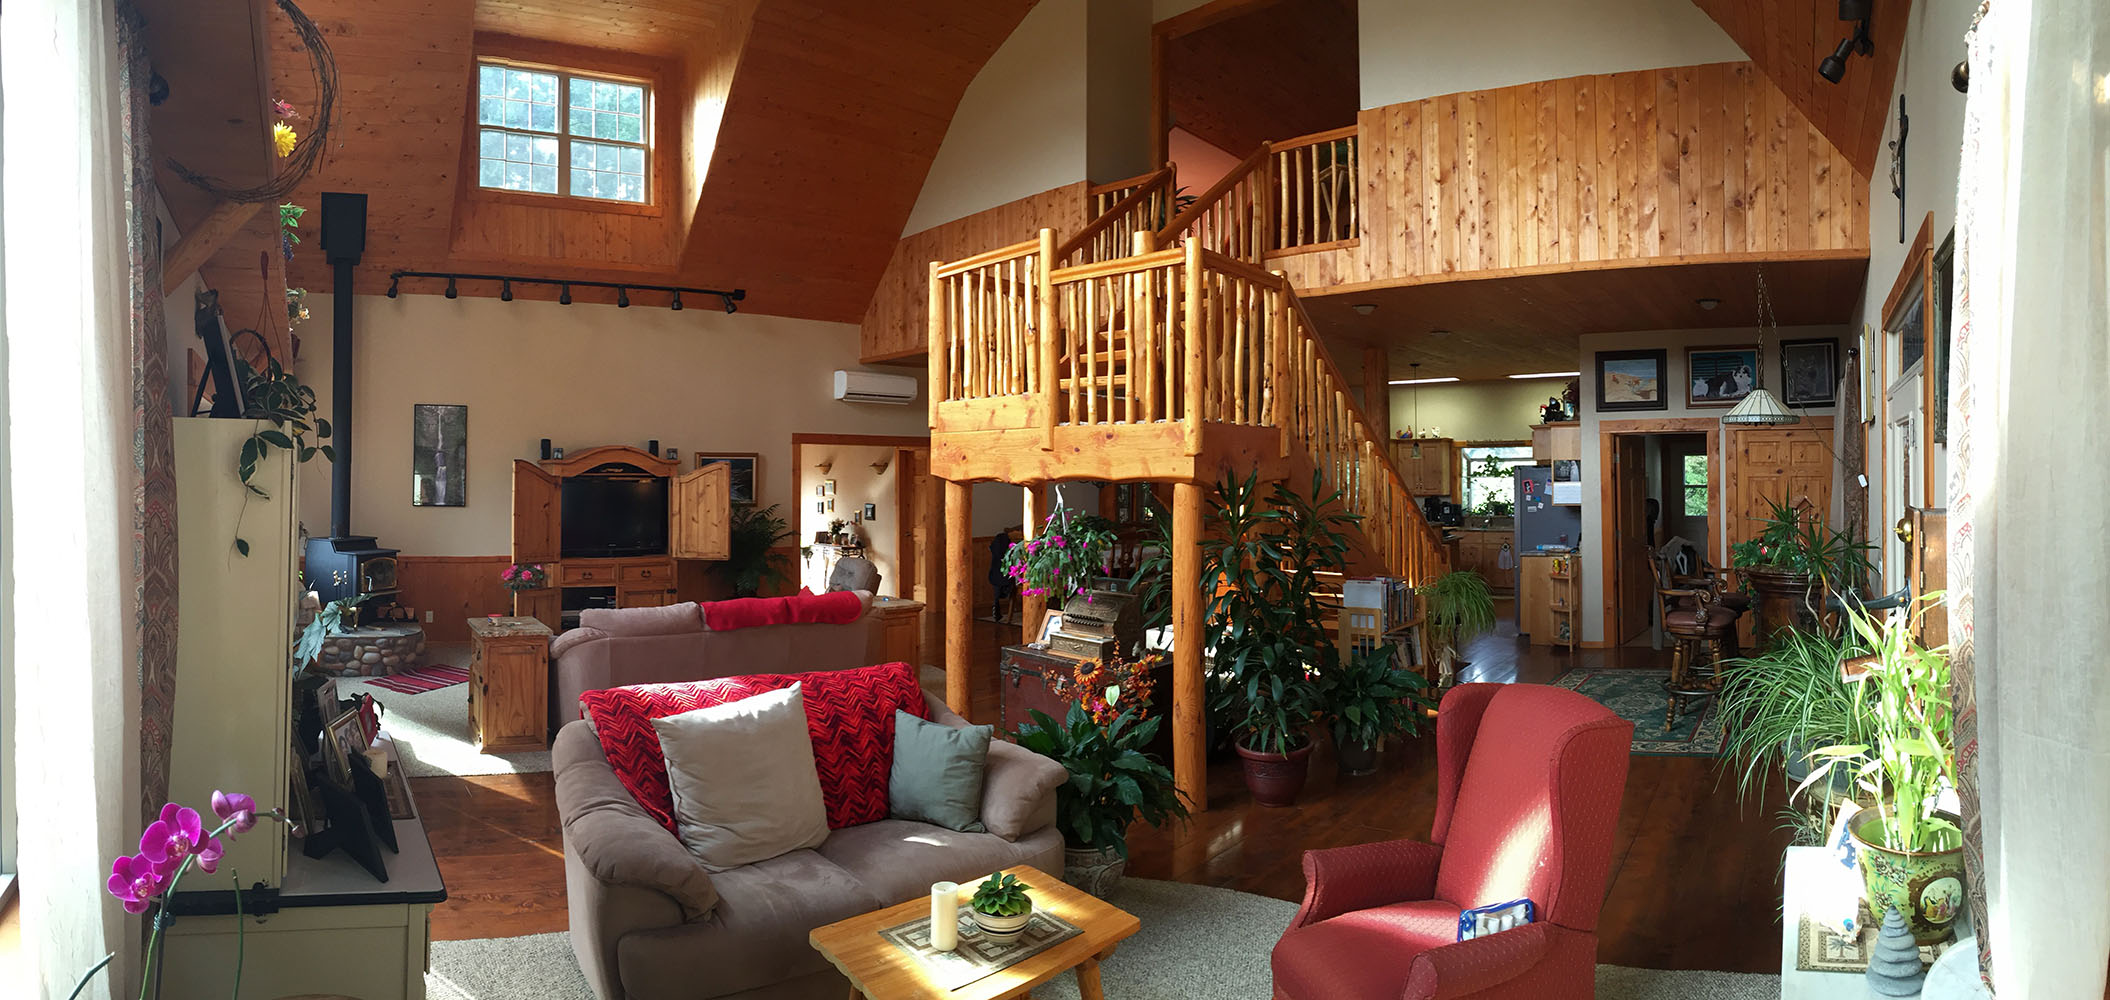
[789,434,933,602]
[1598,419,1723,649]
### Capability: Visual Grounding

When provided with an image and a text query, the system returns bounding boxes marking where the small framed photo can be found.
[322,708,367,788]
[287,739,318,836]
[1035,611,1064,645]
[1780,338,1841,407]
[695,453,759,505]
[312,676,340,724]
[1686,346,1760,407]
[1593,349,1668,412]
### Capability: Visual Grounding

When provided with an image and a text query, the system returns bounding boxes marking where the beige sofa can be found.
[548,596,877,734]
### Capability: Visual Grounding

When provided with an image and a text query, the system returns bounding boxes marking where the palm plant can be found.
[724,503,795,596]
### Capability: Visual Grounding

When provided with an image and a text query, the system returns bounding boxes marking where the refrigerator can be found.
[1515,466,1583,552]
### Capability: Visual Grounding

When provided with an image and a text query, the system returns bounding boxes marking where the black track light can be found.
[670,291,683,311]
[617,286,630,308]
[559,283,572,305]
[1818,36,1853,83]
[500,279,513,302]
[444,277,458,299]
[722,294,738,315]
[386,276,399,298]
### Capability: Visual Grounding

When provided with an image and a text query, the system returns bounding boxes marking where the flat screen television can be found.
[561,476,669,558]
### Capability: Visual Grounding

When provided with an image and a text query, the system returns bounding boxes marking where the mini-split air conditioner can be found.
[832,369,918,405]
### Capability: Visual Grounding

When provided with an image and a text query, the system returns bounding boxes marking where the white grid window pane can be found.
[478,128,557,194]
[479,65,559,136]
[570,138,646,203]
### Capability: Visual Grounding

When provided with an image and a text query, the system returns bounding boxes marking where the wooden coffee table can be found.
[809,864,1139,1000]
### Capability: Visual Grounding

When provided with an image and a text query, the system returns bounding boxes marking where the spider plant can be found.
[1715,624,1876,806]
[1419,571,1496,673]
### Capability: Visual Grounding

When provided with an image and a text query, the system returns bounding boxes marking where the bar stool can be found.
[1661,585,1742,733]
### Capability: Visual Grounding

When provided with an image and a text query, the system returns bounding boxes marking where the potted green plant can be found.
[1317,642,1433,776]
[725,503,795,597]
[1003,501,1123,623]
[1730,497,1875,641]
[1201,472,1355,806]
[1714,624,1875,840]
[967,872,1035,944]
[1013,692,1188,896]
[1419,571,1497,684]
[1798,597,1962,944]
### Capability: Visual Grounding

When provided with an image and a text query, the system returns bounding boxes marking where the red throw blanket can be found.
[700,590,863,631]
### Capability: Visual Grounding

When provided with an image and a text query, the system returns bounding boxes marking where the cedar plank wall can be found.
[860,182,1092,363]
[396,556,513,643]
[1274,62,1867,291]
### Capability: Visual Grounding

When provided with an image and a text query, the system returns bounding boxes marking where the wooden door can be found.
[1728,427,1836,556]
[512,460,560,564]
[904,449,941,660]
[669,462,730,560]
[1907,507,1948,648]
[896,447,930,601]
[1613,436,1654,644]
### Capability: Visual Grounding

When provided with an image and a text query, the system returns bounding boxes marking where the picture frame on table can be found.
[1780,338,1841,407]
[322,708,366,788]
[1685,346,1760,407]
[287,739,319,835]
[694,452,759,505]
[1593,349,1668,412]
[1035,611,1064,646]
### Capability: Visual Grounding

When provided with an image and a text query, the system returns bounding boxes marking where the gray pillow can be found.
[651,684,829,871]
[889,710,992,832]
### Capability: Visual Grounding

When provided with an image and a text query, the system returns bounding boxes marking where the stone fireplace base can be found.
[315,623,429,676]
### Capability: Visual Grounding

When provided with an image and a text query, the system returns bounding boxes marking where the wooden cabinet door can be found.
[513,460,560,564]
[1727,427,1835,557]
[477,640,547,752]
[670,462,730,560]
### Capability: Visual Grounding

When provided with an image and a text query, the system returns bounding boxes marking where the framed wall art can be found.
[1780,339,1841,407]
[1686,346,1760,407]
[695,452,759,505]
[411,403,468,506]
[1593,349,1667,412]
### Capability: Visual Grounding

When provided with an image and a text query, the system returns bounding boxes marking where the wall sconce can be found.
[815,458,834,474]
[869,458,892,475]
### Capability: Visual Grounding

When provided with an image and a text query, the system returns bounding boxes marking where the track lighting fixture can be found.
[444,277,457,299]
[1819,4,1873,85]
[559,283,572,305]
[385,276,399,298]
[722,294,738,315]
[670,291,683,311]
[380,270,745,313]
[616,287,630,308]
[500,279,513,302]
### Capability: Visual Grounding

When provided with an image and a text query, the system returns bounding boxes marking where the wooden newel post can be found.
[1020,483,1049,643]
[1170,480,1207,812]
[944,479,974,718]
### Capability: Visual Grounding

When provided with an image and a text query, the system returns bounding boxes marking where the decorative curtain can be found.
[117,0,182,834]
[4,0,149,994]
[1952,0,2110,994]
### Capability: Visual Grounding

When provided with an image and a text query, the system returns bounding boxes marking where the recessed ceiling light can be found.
[1350,303,1377,316]
[1506,370,1582,380]
[1389,377,1460,386]
[1697,298,1720,310]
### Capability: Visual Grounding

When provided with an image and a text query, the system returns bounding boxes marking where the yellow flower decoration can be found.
[272,122,298,157]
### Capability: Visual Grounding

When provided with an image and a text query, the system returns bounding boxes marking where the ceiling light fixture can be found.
[443,277,457,299]
[616,287,630,308]
[1389,376,1460,386]
[670,291,683,311]
[1351,303,1377,316]
[500,279,513,302]
[385,276,399,298]
[559,283,572,305]
[1819,0,1874,85]
[1428,329,1452,338]
[1697,297,1720,310]
[1506,371,1581,380]
[1723,264,1803,426]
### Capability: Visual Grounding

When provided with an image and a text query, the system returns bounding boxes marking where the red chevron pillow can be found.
[580,661,928,832]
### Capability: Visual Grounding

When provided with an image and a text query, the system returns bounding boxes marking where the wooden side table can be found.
[467,615,552,753]
[869,596,925,666]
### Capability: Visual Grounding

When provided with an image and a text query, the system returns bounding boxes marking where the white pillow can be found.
[650,684,829,871]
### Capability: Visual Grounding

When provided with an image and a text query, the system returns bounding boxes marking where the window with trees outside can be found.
[1682,453,1709,516]
[1461,446,1534,517]
[475,61,650,204]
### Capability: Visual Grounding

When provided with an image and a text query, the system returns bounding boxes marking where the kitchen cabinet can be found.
[1452,529,1516,593]
[1531,422,1580,462]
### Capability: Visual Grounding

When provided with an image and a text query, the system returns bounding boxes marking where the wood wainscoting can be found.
[395,556,512,643]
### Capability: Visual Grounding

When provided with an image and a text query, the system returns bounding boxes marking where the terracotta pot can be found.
[1742,566,1819,644]
[1335,737,1379,777]
[1235,739,1314,807]
[1061,844,1127,897]
[1851,812,1967,945]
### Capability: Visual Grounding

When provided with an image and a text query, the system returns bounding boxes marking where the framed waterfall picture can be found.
[411,403,468,507]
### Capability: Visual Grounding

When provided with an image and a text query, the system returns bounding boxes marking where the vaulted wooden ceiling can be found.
[268,0,1035,323]
[1161,0,1359,156]
[1689,0,1912,176]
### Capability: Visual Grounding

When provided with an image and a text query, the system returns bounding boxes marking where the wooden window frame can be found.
[1878,212,1938,521]
[465,36,672,219]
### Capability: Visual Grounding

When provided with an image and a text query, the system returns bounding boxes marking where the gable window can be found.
[476,61,650,204]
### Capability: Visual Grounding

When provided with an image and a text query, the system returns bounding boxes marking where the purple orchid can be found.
[107,853,175,915]
[140,802,225,874]
[211,790,259,834]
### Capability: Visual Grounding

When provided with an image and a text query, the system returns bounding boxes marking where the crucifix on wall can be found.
[1889,96,1910,243]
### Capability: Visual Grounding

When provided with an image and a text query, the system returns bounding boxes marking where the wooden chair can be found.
[1656,567,1743,734]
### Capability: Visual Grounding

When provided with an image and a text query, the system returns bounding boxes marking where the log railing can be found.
[926,235,1049,429]
[1270,125,1359,251]
[1155,143,1273,265]
[1067,166,1177,267]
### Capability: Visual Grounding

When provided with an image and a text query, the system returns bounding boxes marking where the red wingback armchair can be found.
[1271,683,1635,1000]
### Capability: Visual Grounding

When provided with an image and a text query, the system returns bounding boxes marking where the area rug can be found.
[424,878,1778,999]
[338,643,552,778]
[366,664,470,695]
[1552,667,1726,756]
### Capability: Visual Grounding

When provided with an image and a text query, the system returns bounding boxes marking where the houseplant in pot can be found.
[1419,571,1497,686]
[1714,624,1875,842]
[1003,501,1123,617]
[1013,674,1188,895]
[725,503,796,596]
[1202,472,1354,806]
[1797,596,1962,944]
[967,872,1035,944]
[1730,497,1875,643]
[1317,641,1432,776]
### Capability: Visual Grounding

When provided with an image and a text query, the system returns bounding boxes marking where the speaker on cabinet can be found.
[540,438,552,460]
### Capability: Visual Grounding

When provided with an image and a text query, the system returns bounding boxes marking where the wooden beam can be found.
[1020,484,1049,641]
[162,200,265,295]
[1170,480,1207,812]
[1362,343,1391,443]
[944,479,974,718]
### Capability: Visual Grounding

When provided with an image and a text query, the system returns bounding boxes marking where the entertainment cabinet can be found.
[510,445,729,631]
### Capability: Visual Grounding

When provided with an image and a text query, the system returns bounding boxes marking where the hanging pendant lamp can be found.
[1723,264,1803,426]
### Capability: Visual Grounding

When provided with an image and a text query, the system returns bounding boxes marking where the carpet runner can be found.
[367,664,470,695]
[1551,667,1726,757]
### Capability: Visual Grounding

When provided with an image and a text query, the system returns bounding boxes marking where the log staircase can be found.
[928,127,1447,809]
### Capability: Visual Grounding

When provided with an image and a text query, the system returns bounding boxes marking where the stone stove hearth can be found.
[315,623,429,676]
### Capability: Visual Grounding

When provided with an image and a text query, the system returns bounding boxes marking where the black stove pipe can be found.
[319,192,367,539]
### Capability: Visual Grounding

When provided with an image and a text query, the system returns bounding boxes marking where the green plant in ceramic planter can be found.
[1012,702,1188,862]
[969,872,1033,917]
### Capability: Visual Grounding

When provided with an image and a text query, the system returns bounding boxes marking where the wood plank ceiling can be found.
[1162,0,1359,156]
[1688,0,1912,176]
[272,0,1035,324]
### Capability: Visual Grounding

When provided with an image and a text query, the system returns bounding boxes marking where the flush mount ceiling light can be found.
[1350,303,1377,316]
[1697,297,1720,310]
[1389,376,1460,386]
[1506,371,1581,380]
[1722,264,1803,426]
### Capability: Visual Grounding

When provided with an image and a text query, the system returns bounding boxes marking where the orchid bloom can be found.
[107,853,174,915]
[211,790,258,834]
[140,803,224,874]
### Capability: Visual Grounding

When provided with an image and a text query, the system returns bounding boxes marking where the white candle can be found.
[930,881,960,951]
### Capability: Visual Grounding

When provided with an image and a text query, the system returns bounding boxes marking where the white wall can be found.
[1357,0,1746,109]
[291,293,930,556]
[797,443,903,595]
[1575,325,1848,642]
[1389,379,1561,442]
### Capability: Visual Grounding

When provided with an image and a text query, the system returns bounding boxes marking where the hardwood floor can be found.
[410,599,1792,973]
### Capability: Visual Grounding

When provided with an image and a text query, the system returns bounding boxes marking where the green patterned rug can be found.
[1551,668,1725,756]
